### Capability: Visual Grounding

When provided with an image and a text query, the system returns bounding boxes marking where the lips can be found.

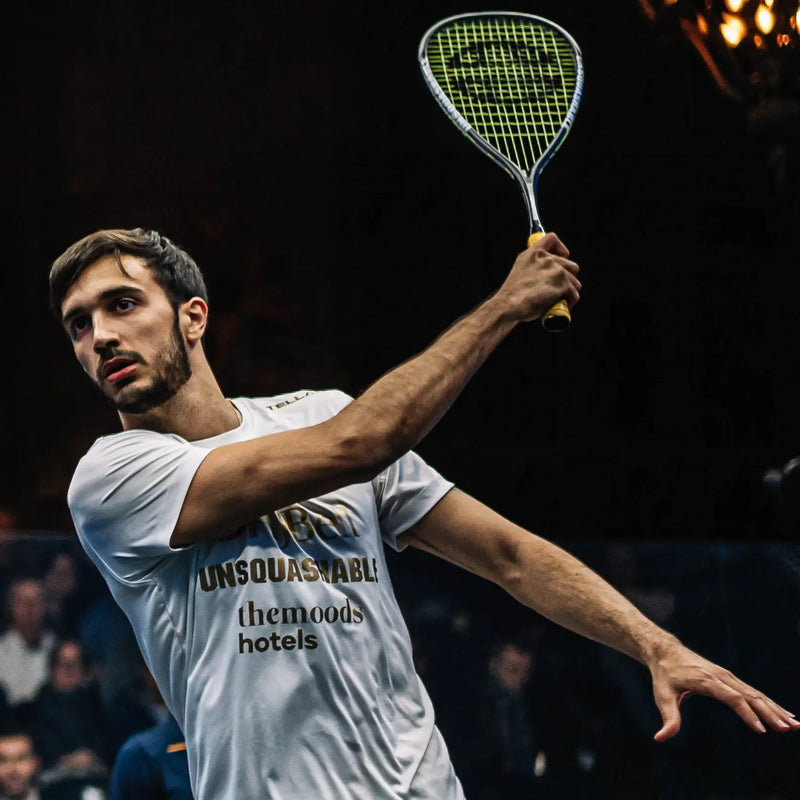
[102,357,139,383]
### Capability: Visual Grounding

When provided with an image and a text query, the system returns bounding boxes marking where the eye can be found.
[69,316,90,339]
[114,298,137,312]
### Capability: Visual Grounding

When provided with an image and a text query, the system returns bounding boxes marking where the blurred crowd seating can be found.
[1,518,799,799]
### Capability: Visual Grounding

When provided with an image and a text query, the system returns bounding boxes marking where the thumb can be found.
[654,690,685,742]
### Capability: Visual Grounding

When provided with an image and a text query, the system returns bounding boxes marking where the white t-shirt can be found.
[68,390,463,800]
[0,628,55,706]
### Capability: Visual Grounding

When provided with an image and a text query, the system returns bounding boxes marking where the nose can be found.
[92,313,121,354]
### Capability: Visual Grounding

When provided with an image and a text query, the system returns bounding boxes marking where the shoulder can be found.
[116,725,160,761]
[67,429,207,535]
[78,428,185,462]
[113,716,185,776]
[0,628,16,646]
[69,430,185,487]
[111,728,163,799]
[68,430,184,505]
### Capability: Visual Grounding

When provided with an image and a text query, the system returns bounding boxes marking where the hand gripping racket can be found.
[419,12,584,331]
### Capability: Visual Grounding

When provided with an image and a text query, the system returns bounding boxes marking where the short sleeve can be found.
[372,451,453,551]
[68,431,209,581]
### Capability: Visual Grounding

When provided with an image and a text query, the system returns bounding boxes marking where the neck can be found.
[118,364,240,440]
[17,627,42,648]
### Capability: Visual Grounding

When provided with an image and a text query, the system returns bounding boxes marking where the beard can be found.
[102,314,192,414]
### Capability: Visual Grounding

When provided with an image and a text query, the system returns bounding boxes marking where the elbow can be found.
[490,537,528,597]
[331,415,406,482]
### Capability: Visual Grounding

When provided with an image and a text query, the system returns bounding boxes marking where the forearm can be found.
[404,484,800,741]
[505,534,678,666]
[403,490,676,668]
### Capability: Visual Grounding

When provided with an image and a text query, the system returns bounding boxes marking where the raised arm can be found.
[171,234,581,546]
[399,489,800,740]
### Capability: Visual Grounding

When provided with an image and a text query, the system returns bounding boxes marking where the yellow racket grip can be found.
[528,231,571,333]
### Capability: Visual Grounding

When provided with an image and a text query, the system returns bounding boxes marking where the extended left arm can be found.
[399,489,799,740]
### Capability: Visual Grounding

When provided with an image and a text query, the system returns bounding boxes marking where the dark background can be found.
[6,0,800,539]
[5,5,800,797]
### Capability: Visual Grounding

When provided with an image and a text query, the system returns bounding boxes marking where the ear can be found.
[179,297,209,345]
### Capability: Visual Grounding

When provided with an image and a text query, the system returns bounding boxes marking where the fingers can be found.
[697,669,799,734]
[653,688,682,742]
[497,233,581,321]
[559,258,581,277]
[565,272,582,308]
[533,231,570,259]
[721,674,800,734]
[652,652,800,743]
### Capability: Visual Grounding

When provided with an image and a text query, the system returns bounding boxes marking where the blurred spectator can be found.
[0,580,56,715]
[41,554,79,640]
[33,641,106,784]
[472,636,544,800]
[0,724,105,800]
[109,715,192,800]
[0,725,41,800]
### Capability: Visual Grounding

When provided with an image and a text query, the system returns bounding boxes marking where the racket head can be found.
[419,11,584,232]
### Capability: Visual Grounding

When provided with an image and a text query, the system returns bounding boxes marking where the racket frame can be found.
[418,11,585,237]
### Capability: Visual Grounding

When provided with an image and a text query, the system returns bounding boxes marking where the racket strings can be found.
[427,18,578,174]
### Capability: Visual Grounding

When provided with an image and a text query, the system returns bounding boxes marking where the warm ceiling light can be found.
[720,12,748,45]
[637,0,800,120]
[755,4,776,32]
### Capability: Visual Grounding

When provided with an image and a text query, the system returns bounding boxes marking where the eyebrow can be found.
[62,285,145,327]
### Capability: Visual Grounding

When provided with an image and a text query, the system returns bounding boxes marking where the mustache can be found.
[95,349,147,382]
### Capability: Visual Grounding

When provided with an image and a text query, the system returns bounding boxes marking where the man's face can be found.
[492,644,532,692]
[51,642,85,693]
[10,581,44,643]
[0,735,39,799]
[61,255,192,414]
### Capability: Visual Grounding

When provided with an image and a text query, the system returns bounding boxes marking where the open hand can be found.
[650,641,800,741]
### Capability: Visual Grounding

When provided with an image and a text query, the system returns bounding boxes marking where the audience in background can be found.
[476,637,543,800]
[0,524,796,799]
[41,556,80,641]
[0,725,106,800]
[0,580,56,717]
[0,727,38,800]
[33,641,106,784]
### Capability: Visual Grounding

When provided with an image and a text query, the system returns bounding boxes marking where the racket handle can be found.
[528,232,571,333]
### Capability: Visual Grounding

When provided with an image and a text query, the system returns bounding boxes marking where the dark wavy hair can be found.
[49,228,208,316]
